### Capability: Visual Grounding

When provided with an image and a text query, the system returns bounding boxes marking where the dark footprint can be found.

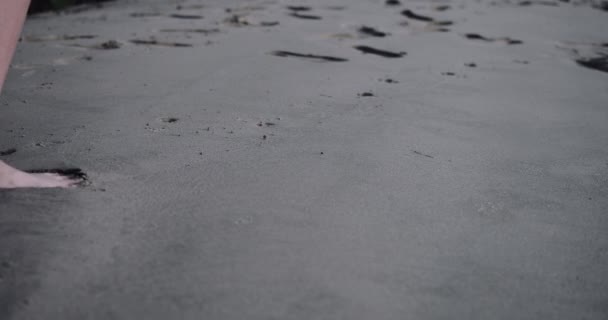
[271,51,348,62]
[576,56,608,73]
[354,45,406,58]
[130,39,193,47]
[289,12,322,20]
[359,26,389,37]
[287,6,312,11]
[401,9,434,22]
[26,168,88,185]
[170,14,203,19]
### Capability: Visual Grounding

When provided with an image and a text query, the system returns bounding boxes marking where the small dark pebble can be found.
[98,40,121,49]
[505,38,523,45]
[359,26,388,37]
[359,92,375,97]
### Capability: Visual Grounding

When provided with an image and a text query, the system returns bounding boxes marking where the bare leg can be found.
[0,0,80,189]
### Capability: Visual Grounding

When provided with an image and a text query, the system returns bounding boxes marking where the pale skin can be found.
[0,0,80,188]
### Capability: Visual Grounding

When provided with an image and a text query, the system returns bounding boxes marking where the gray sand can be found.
[1,0,607,319]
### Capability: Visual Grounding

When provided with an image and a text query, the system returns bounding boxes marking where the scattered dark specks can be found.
[162,117,179,123]
[354,45,406,58]
[287,5,312,11]
[401,9,434,22]
[576,56,608,73]
[359,92,375,97]
[170,14,203,19]
[289,12,322,20]
[359,26,389,37]
[0,148,17,156]
[412,150,434,158]
[465,62,477,67]
[271,51,348,62]
[130,39,193,47]
[97,40,121,50]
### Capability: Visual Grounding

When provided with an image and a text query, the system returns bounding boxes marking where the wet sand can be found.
[1,0,607,319]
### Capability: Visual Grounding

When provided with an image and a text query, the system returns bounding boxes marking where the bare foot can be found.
[0,160,82,189]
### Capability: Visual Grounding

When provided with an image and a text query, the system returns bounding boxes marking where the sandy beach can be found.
[1,0,607,319]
